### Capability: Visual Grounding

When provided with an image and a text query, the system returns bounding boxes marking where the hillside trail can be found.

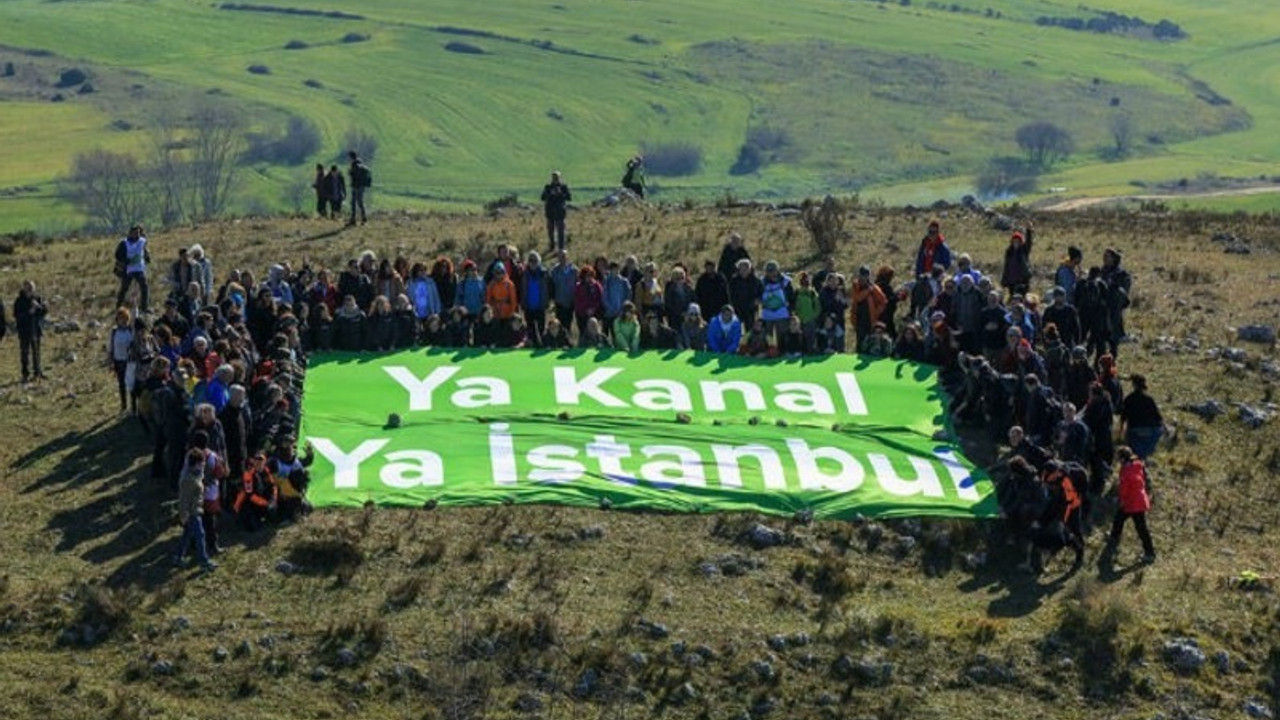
[1040,184,1280,212]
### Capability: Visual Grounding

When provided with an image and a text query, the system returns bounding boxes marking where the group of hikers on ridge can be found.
[42,204,1163,575]
[311,150,372,226]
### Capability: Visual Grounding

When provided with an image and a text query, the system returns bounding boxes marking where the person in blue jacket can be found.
[706,304,743,354]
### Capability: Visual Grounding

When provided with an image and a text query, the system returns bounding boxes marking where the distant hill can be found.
[0,0,1276,233]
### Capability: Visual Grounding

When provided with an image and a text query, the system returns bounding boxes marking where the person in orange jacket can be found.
[485,262,519,322]
[1104,446,1156,564]
[234,452,278,531]
[849,265,887,351]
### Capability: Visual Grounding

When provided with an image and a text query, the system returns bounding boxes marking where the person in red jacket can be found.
[1105,446,1156,563]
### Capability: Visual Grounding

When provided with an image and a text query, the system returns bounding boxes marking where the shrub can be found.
[246,64,271,75]
[484,194,519,212]
[341,32,370,44]
[243,115,322,165]
[303,78,323,89]
[801,195,847,257]
[56,68,87,88]
[2,62,14,77]
[1015,121,1074,168]
[284,39,309,50]
[340,127,379,162]
[445,41,486,55]
[975,157,1039,199]
[729,144,763,176]
[642,142,703,177]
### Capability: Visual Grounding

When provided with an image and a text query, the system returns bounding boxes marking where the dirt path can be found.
[1040,184,1280,212]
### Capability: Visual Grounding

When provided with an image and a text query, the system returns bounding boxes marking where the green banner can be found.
[300,349,997,520]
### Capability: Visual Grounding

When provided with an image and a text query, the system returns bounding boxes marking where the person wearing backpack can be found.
[347,151,371,226]
[115,225,151,313]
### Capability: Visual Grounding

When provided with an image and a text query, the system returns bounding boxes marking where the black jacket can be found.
[14,293,45,338]
[541,182,571,219]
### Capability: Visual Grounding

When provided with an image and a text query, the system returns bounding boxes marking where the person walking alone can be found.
[1104,446,1156,564]
[15,280,47,383]
[347,151,371,226]
[311,163,328,217]
[542,171,572,252]
[115,225,151,313]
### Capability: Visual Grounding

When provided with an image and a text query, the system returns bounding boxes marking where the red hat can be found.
[461,259,477,271]
[1011,231,1025,242]
[1018,339,1032,351]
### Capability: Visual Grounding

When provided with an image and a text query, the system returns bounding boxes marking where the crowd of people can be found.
[2,203,1163,575]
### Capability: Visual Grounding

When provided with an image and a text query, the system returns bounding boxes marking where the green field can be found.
[0,0,1278,232]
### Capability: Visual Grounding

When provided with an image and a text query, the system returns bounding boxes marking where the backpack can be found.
[352,162,372,189]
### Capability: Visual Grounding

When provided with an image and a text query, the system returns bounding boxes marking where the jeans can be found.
[546,215,566,250]
[1125,426,1162,460]
[19,333,41,379]
[117,272,149,312]
[350,187,367,223]
[173,516,212,568]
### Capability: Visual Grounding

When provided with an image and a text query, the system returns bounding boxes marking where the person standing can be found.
[1120,373,1164,460]
[115,225,151,313]
[15,280,47,382]
[172,449,216,572]
[312,163,328,217]
[347,151,371,225]
[621,155,645,198]
[326,164,346,219]
[914,220,953,277]
[541,171,572,251]
[1104,447,1156,564]
[999,223,1034,298]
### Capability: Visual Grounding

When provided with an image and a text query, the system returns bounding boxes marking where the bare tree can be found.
[64,149,151,232]
[1015,121,1075,168]
[147,106,193,226]
[1109,113,1134,158]
[188,100,245,219]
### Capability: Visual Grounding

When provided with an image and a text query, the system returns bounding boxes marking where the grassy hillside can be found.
[0,207,1279,718]
[0,0,1277,228]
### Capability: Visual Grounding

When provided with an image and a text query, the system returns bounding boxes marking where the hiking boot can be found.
[1141,553,1156,565]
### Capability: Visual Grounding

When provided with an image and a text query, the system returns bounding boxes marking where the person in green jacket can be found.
[794,270,822,349]
[613,302,641,353]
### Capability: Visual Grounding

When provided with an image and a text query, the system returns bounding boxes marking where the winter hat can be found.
[461,259,477,272]
[686,303,701,317]
[858,265,871,277]
[1071,345,1088,359]
[1011,231,1025,243]
[494,262,507,275]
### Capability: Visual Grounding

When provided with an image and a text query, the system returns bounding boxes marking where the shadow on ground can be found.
[17,416,276,591]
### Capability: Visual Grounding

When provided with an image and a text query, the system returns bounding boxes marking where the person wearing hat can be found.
[1000,221,1035,297]
[485,261,519,323]
[1041,286,1081,349]
[758,260,794,339]
[717,232,751,282]
[678,303,707,351]
[860,321,893,358]
[1055,246,1083,299]
[849,265,887,352]
[914,220,953,276]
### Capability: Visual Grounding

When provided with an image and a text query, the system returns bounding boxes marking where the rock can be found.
[991,214,1014,232]
[258,634,276,649]
[336,647,358,667]
[767,634,788,652]
[862,522,884,550]
[751,696,779,716]
[87,319,102,330]
[670,640,687,657]
[1245,699,1274,719]
[151,660,175,676]
[894,536,918,557]
[698,562,719,577]
[170,616,190,632]
[213,646,229,662]
[60,351,77,364]
[1222,347,1248,363]
[790,631,811,647]
[746,523,786,549]
[674,682,698,703]
[694,644,717,660]
[576,525,606,540]
[275,560,299,575]
[1213,650,1231,675]
[1238,325,1276,344]
[1162,638,1206,674]
[51,320,81,334]
[629,651,648,668]
[309,666,329,682]
[793,508,815,525]
[962,552,987,571]
[1182,400,1225,421]
[513,692,544,712]
[1225,241,1251,255]
[1237,403,1276,429]
[235,639,253,658]
[573,668,599,698]
[751,659,775,681]
[817,692,836,707]
[637,619,669,639]
[715,553,765,577]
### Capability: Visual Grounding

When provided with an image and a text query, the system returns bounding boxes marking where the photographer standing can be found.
[622,155,645,198]
[15,280,47,382]
[541,171,572,252]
